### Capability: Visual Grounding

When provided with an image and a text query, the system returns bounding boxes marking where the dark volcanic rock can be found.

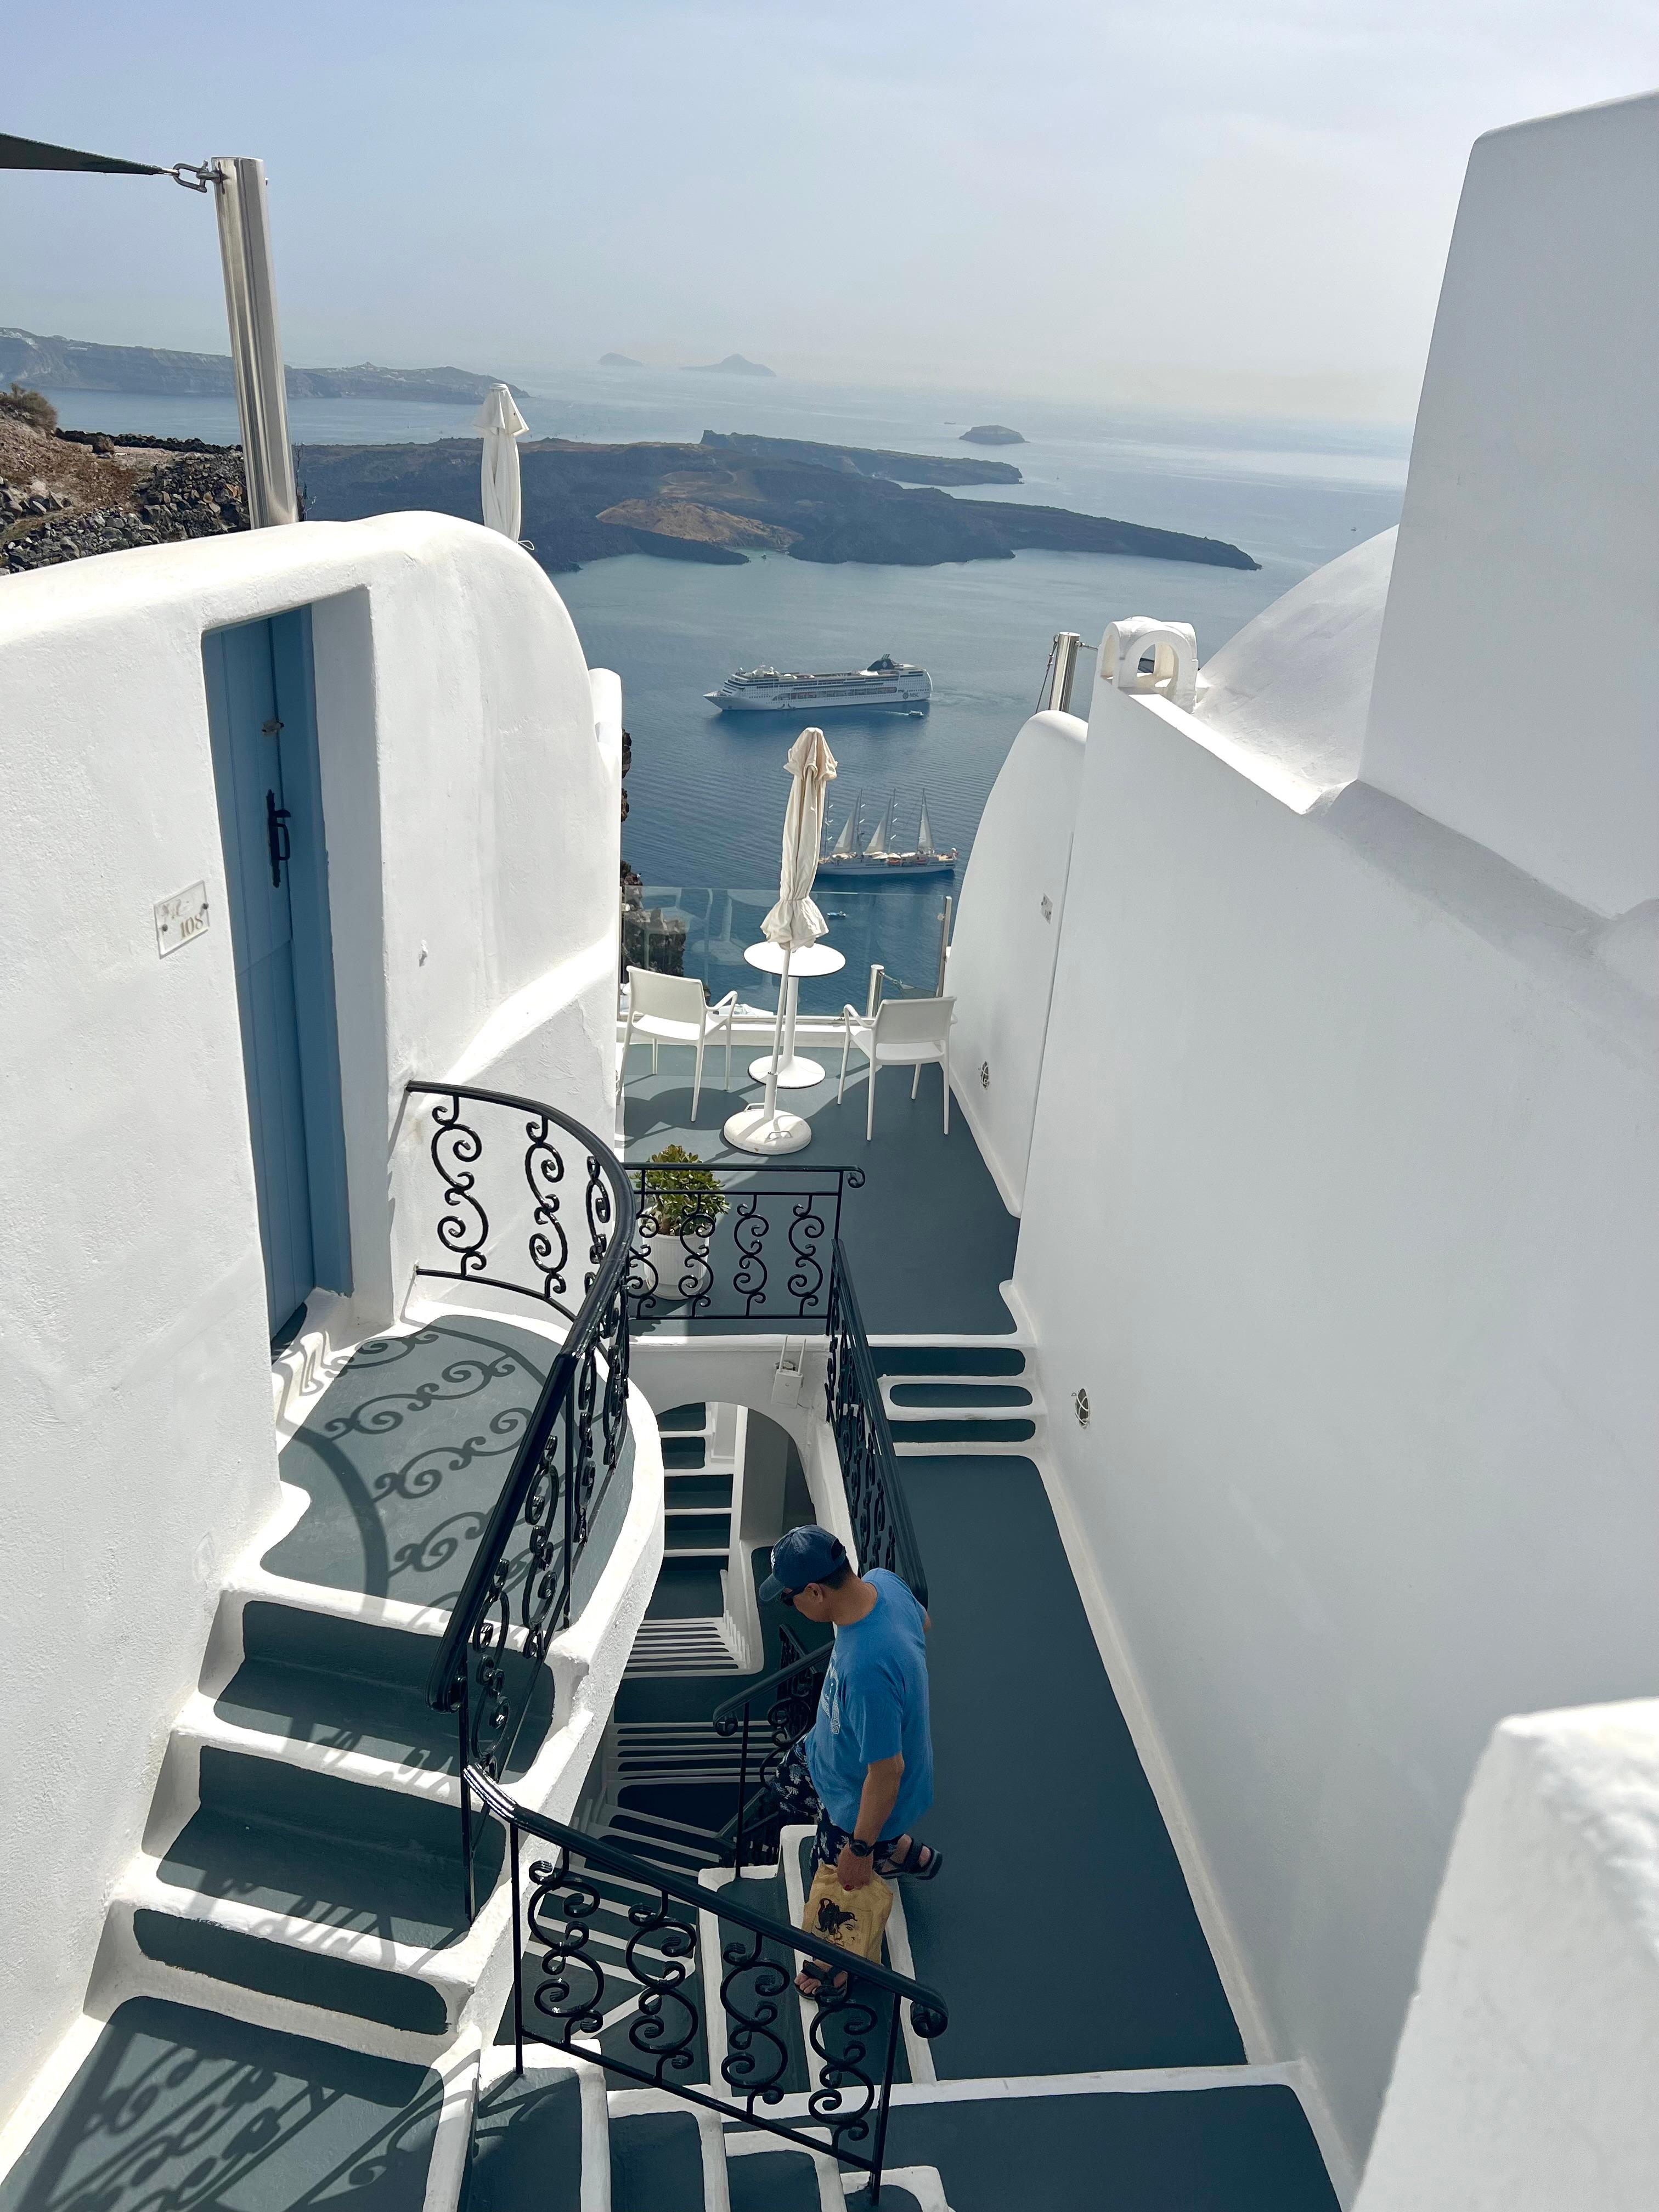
[961,424,1025,445]
[700,430,1021,486]
[297,435,1257,573]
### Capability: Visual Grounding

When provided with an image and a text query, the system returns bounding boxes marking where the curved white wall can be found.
[1357,1700,1659,2211]
[945,709,1086,1214]
[0,515,620,2124]
[1362,93,1659,918]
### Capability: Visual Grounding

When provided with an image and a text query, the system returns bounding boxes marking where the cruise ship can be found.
[705,652,930,712]
[2,91,1656,2212]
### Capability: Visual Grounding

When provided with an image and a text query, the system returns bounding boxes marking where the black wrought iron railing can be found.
[710,1640,831,1869]
[628,1162,862,1326]
[405,1082,636,1914]
[826,1239,928,1609]
[469,1765,946,2203]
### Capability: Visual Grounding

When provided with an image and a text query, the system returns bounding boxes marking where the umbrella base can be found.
[724,1105,813,1155]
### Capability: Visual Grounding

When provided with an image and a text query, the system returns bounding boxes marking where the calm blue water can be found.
[44,370,1408,1012]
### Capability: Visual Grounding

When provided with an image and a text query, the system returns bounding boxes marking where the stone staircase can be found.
[874,1344,1042,1457]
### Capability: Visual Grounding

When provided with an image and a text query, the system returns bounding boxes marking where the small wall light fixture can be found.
[1041,895,1053,922]
[979,1060,990,1090]
[1073,1387,1091,1428]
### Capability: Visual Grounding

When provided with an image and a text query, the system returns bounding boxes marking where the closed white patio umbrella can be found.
[725,726,837,1155]
[476,382,528,539]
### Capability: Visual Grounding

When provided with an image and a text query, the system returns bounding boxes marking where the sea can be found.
[42,367,1410,1013]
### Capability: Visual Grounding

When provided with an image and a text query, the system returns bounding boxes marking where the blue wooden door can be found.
[205,611,351,1339]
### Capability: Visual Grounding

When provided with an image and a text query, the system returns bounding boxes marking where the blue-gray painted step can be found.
[466,2072,583,2212]
[888,1417,1036,1443]
[892,1456,1244,2076]
[888,1382,1032,1407]
[216,1601,552,1778]
[647,1560,725,1619]
[872,1345,1026,1377]
[665,1513,731,1551]
[608,2110,705,2211]
[0,1997,443,2212]
[662,1436,707,1470]
[659,1402,709,1432]
[726,2146,821,2209]
[665,1472,733,1508]
[852,2087,1338,2211]
[157,1746,492,1951]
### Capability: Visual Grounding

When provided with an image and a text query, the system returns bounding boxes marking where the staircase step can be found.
[665,1513,731,1552]
[887,1381,1033,1408]
[662,1437,708,1470]
[608,2110,706,2212]
[217,1601,552,1778]
[132,1905,447,2033]
[888,1417,1036,1443]
[466,2071,584,2212]
[871,1345,1025,1376]
[725,2145,822,2210]
[647,1561,725,1618]
[0,1997,443,2212]
[665,1472,733,1508]
[157,1746,490,1951]
[658,1402,709,1432]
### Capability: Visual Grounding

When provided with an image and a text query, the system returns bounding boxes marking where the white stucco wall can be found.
[1357,1700,1659,2211]
[0,514,620,2124]
[945,709,1086,1213]
[1362,92,1659,918]
[1011,676,1658,2171]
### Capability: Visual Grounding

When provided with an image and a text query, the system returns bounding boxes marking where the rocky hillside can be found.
[1,392,250,573]
[0,328,528,406]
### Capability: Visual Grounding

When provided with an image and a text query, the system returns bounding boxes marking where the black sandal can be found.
[874,1837,944,1881]
[796,1963,851,2000]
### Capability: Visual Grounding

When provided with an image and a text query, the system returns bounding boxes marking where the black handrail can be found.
[711,1642,831,1869]
[467,1764,945,2203]
[405,1081,636,1914]
[827,1239,928,1609]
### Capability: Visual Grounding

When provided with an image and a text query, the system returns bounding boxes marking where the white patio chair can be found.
[621,967,737,1122]
[836,994,955,1141]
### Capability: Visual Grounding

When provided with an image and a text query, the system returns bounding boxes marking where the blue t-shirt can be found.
[804,1570,933,1836]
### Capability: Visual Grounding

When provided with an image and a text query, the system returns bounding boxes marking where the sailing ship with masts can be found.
[817,790,958,879]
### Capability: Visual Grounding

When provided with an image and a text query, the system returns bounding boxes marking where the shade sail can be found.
[0,133,165,174]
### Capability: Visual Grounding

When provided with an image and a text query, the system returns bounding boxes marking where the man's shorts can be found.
[776,1747,905,1872]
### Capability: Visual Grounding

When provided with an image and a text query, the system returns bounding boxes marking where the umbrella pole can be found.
[725,940,811,1154]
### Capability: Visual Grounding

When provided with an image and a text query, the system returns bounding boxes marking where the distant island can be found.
[0,328,529,407]
[961,424,1026,445]
[701,430,1022,486]
[599,352,643,368]
[682,354,776,377]
[298,432,1258,573]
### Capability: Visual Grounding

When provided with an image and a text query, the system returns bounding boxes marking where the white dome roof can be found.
[1194,528,1397,799]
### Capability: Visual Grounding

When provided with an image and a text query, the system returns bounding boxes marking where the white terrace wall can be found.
[0,515,620,2125]
[1356,1699,1659,2212]
[945,709,1085,1213]
[1013,678,1658,2170]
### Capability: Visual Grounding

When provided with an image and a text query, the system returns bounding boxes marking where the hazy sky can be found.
[7,1,1657,419]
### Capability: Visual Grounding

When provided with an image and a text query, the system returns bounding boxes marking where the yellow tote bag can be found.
[802,1862,893,1967]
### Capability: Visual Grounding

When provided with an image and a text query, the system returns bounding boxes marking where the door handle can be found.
[266,789,292,887]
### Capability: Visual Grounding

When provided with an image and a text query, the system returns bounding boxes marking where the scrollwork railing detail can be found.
[469,1768,945,2202]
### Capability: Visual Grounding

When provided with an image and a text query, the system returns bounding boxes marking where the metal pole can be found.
[866,963,884,1018]
[935,897,952,996]
[1049,631,1081,715]
[211,156,298,527]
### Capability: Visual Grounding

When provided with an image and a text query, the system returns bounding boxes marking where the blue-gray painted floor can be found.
[621,1047,1017,1335]
[265,1317,630,1614]
[0,1999,442,2212]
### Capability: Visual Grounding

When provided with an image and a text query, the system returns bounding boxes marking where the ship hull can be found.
[707,677,932,713]
[816,854,957,880]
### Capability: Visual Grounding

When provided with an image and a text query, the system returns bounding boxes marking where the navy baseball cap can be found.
[758,1525,849,1602]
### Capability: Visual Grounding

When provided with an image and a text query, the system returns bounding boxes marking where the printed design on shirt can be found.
[821,1660,843,1736]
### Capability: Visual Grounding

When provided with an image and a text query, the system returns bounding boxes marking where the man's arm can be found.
[837,1753,903,1889]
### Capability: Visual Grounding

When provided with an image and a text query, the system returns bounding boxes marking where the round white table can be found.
[742,939,847,1088]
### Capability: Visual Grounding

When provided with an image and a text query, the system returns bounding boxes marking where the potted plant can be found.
[636,1144,728,1304]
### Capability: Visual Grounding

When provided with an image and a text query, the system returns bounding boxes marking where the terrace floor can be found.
[619,1043,1018,1335]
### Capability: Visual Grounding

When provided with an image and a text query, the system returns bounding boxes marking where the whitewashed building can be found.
[0,88,1654,2212]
